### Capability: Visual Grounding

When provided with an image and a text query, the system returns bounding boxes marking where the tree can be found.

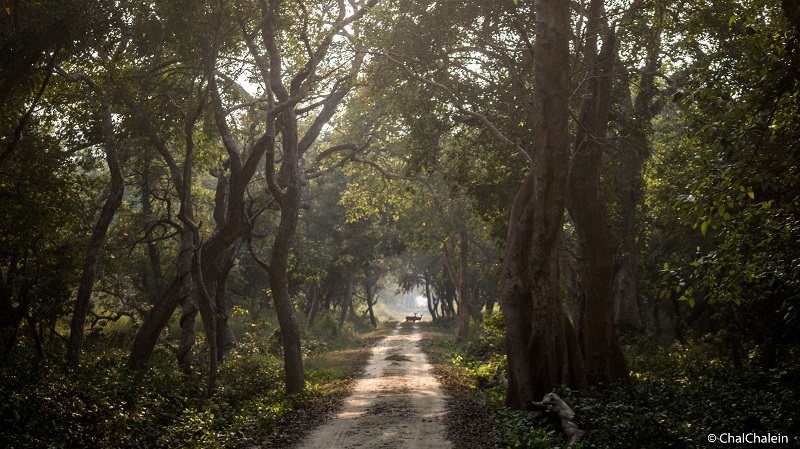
[66,84,124,367]
[498,0,587,406]
[1,0,113,166]
[358,0,592,403]
[216,0,379,393]
[650,0,800,368]
[0,122,92,358]
[1,0,116,359]
[565,0,628,383]
[126,0,266,371]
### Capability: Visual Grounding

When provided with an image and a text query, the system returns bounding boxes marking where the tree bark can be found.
[207,168,239,359]
[67,93,124,367]
[566,18,628,383]
[612,46,663,330]
[269,181,305,394]
[499,0,586,408]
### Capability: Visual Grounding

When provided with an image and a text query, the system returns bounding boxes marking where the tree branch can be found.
[382,52,532,167]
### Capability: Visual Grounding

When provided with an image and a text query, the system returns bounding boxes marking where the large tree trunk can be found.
[67,94,124,367]
[499,0,586,408]
[613,46,663,330]
[566,16,628,383]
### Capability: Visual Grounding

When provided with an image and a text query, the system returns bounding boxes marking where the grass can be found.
[306,323,394,383]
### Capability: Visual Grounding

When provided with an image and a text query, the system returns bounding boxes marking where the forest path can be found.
[295,322,452,449]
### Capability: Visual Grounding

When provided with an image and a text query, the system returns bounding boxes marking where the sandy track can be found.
[296,323,452,449]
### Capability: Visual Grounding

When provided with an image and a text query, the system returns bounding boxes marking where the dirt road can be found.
[296,322,453,449]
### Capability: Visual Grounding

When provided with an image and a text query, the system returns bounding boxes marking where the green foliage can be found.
[639,2,800,357]
[565,336,800,448]
[0,324,350,448]
[679,11,798,301]
[436,320,799,448]
[1,349,190,448]
[499,410,560,449]
[0,123,100,351]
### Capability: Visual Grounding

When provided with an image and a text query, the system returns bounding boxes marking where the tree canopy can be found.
[2,0,799,446]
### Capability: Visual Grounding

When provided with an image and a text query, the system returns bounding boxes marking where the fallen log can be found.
[527,393,585,445]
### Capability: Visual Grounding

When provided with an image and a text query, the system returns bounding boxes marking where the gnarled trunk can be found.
[269,182,305,394]
[500,0,586,407]
[566,19,628,383]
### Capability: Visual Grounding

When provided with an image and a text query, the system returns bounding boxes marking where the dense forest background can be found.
[1,0,799,447]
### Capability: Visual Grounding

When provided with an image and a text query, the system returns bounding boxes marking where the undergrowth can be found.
[0,311,387,448]
[427,313,800,448]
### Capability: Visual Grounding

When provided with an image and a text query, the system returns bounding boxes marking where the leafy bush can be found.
[1,335,324,448]
[498,409,560,449]
[565,339,800,448]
